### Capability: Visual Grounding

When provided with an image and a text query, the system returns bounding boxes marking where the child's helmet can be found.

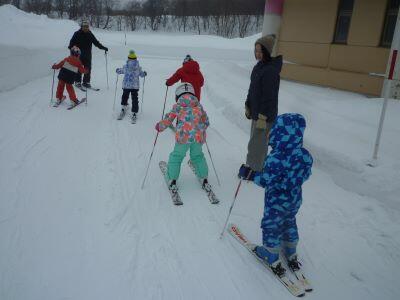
[175,82,195,98]
[70,45,81,57]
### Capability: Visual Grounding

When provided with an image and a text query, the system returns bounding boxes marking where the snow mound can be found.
[0,4,78,48]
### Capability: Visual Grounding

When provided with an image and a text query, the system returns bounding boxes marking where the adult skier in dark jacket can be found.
[239,34,283,178]
[68,20,108,88]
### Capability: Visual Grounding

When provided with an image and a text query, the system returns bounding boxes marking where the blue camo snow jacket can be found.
[116,59,145,89]
[253,113,313,207]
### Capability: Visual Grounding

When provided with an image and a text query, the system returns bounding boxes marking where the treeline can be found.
[1,0,266,37]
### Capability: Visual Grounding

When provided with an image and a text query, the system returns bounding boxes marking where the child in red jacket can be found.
[52,46,87,106]
[166,55,204,101]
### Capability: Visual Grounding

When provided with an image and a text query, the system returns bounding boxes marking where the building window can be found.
[381,0,400,48]
[333,0,354,44]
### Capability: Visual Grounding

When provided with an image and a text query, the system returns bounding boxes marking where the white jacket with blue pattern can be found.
[116,59,145,90]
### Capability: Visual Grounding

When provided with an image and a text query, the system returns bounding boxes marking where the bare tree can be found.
[124,1,141,31]
[142,0,166,31]
[12,0,22,8]
[102,0,115,29]
[68,0,80,20]
[54,0,67,18]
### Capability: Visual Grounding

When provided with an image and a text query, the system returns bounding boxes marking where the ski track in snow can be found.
[0,24,400,300]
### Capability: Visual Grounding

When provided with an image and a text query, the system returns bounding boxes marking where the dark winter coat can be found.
[68,29,107,66]
[166,60,204,100]
[245,56,283,122]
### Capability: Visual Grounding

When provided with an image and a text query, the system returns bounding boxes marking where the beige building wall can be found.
[277,0,390,96]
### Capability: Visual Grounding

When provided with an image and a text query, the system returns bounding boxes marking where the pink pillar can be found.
[265,0,284,15]
[262,0,284,36]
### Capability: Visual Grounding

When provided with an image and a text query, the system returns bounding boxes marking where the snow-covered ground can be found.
[0,5,399,300]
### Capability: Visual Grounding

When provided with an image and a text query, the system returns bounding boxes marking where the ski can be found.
[286,262,313,292]
[117,110,126,120]
[187,160,219,204]
[159,161,183,206]
[86,87,100,91]
[53,96,66,107]
[75,85,87,92]
[228,224,305,298]
[67,98,86,110]
[75,84,100,92]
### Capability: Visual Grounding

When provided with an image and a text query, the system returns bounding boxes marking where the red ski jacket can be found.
[53,56,87,84]
[166,60,204,100]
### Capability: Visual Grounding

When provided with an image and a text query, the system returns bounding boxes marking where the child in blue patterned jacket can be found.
[116,50,147,120]
[241,113,313,275]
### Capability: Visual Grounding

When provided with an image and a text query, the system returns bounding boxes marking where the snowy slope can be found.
[0,5,79,92]
[0,6,399,300]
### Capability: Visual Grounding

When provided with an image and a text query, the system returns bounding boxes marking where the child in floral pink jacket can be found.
[156,82,209,190]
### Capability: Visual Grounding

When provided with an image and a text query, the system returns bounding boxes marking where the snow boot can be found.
[255,245,280,265]
[82,82,91,89]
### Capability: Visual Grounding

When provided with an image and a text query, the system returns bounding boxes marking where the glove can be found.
[116,68,121,74]
[155,123,160,132]
[165,80,170,86]
[255,114,267,129]
[104,47,109,52]
[238,164,255,181]
[245,104,251,120]
[143,71,147,77]
[51,64,56,69]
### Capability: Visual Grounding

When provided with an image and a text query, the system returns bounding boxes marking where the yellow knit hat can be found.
[128,50,137,59]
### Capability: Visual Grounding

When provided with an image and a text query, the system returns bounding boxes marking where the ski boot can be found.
[202,178,212,192]
[169,179,178,193]
[82,82,91,89]
[54,96,66,107]
[131,112,137,123]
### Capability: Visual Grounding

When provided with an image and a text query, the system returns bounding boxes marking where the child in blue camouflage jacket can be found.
[241,113,313,275]
[116,50,147,120]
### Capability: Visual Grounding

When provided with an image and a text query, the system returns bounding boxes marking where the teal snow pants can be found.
[167,142,208,181]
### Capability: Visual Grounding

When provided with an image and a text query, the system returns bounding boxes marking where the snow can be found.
[0,5,399,300]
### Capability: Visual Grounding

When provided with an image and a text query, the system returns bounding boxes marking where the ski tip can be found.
[228,223,237,230]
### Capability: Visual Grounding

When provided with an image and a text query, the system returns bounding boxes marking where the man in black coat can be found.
[68,20,108,88]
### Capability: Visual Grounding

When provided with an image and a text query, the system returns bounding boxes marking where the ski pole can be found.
[113,74,119,111]
[205,141,221,186]
[140,76,146,114]
[49,69,55,106]
[105,51,109,90]
[85,87,88,106]
[220,179,243,239]
[141,86,169,189]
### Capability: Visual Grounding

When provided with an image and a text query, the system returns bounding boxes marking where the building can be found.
[263,0,399,96]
